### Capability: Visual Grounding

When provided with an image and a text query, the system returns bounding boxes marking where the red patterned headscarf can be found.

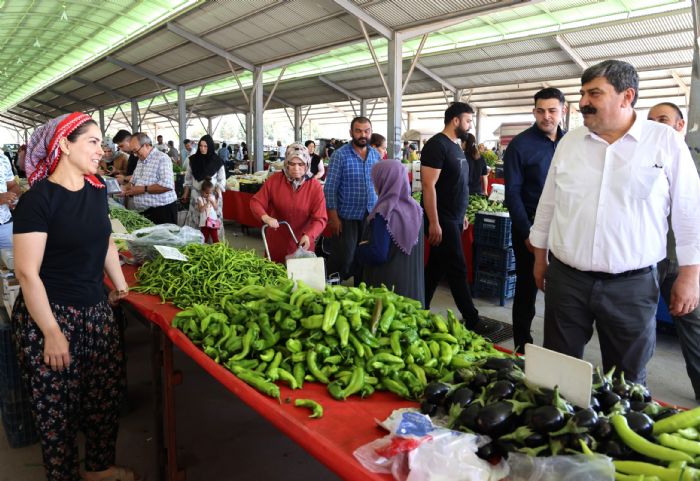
[26,112,104,188]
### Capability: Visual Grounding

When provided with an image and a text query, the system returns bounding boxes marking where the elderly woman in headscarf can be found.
[182,134,226,236]
[250,143,327,263]
[12,112,135,481]
[356,160,425,305]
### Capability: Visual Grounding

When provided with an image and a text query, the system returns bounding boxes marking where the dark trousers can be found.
[544,257,658,384]
[658,258,700,399]
[327,217,364,282]
[425,219,479,324]
[511,230,538,353]
[143,201,178,225]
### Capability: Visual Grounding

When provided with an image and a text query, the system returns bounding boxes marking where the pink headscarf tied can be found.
[26,112,104,189]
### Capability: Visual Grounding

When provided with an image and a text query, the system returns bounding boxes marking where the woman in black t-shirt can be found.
[12,113,136,481]
[461,132,489,195]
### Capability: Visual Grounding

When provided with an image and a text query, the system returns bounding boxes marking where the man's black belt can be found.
[553,255,652,280]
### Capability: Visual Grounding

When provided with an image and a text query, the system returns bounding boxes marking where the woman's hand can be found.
[262,215,279,229]
[44,328,70,371]
[299,234,310,250]
[108,288,129,306]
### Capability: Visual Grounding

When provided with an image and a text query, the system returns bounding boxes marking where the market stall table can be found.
[222,190,263,227]
[113,265,414,481]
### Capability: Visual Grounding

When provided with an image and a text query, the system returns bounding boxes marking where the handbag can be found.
[205,217,221,229]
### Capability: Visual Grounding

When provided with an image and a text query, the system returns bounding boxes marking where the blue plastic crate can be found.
[474,213,512,248]
[473,270,516,306]
[475,245,516,273]
[1,396,39,448]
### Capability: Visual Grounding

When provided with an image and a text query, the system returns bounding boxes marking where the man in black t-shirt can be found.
[422,102,485,332]
[112,129,139,178]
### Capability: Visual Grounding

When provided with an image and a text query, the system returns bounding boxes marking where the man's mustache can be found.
[581,105,597,115]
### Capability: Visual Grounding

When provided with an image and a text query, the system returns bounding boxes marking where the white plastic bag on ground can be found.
[506,453,614,481]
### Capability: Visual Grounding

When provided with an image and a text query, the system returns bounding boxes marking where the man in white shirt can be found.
[648,102,700,400]
[0,152,19,248]
[154,135,168,153]
[529,60,700,383]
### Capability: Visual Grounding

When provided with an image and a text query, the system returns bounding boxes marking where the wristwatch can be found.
[144,185,148,194]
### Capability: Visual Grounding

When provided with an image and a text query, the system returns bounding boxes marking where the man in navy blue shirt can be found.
[504,88,566,353]
[324,117,381,281]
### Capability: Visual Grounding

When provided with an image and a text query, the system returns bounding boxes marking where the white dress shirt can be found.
[529,113,700,273]
[0,154,14,224]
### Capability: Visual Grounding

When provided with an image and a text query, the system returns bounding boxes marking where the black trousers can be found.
[143,201,178,225]
[544,257,658,384]
[511,229,538,353]
[326,217,364,282]
[424,219,479,325]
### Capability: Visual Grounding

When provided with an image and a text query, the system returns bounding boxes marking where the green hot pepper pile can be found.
[171,281,504,403]
[466,195,508,225]
[420,360,700,479]
[109,206,155,232]
[133,243,288,308]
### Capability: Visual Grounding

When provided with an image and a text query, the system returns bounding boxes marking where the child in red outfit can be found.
[197,178,220,243]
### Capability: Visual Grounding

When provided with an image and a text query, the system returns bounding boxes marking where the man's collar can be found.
[586,110,640,143]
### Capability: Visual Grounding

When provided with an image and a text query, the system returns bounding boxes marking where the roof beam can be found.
[415,63,457,93]
[166,23,254,71]
[47,87,100,110]
[0,114,35,129]
[264,94,294,109]
[17,106,52,120]
[318,76,362,101]
[555,35,588,70]
[670,69,690,97]
[106,56,178,90]
[332,0,393,39]
[209,97,247,114]
[29,98,71,115]
[6,110,46,124]
[71,76,131,102]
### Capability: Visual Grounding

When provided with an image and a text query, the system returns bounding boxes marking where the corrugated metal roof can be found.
[565,12,692,46]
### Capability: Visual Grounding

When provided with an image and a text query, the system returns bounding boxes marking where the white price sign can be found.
[154,245,189,261]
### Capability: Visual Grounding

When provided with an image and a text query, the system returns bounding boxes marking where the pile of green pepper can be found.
[109,205,155,232]
[133,243,288,308]
[171,281,504,402]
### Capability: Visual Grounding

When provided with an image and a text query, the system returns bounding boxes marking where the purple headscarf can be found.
[368,160,423,255]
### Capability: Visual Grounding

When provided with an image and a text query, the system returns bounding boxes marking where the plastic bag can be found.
[506,453,614,481]
[285,246,317,261]
[127,224,204,262]
[354,410,508,481]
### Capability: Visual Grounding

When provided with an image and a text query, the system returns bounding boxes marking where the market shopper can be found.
[154,134,168,153]
[647,101,700,400]
[422,102,487,333]
[13,112,133,481]
[182,135,226,238]
[305,140,325,180]
[356,160,424,305]
[0,151,20,249]
[370,133,387,159]
[530,60,700,384]
[250,143,327,263]
[323,117,381,281]
[461,132,488,195]
[197,177,220,244]
[504,87,566,353]
[112,129,139,177]
[123,132,178,224]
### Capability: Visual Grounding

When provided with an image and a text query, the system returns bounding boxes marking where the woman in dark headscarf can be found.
[356,160,425,305]
[182,134,226,236]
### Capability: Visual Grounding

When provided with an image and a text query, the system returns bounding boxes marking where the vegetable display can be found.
[109,206,155,232]
[466,195,508,224]
[133,243,288,307]
[419,361,700,479]
[171,281,505,403]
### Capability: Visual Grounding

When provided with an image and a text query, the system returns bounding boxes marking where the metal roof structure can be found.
[0,0,695,152]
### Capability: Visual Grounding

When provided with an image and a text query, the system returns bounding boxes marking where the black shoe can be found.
[465,317,503,338]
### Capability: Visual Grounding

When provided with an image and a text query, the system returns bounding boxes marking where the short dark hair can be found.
[350,116,371,130]
[304,140,315,148]
[370,133,385,148]
[131,132,151,147]
[184,139,192,145]
[444,102,474,125]
[581,60,639,107]
[534,87,565,105]
[653,102,684,120]
[112,129,132,144]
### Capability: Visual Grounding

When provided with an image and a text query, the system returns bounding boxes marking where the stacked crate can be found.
[473,212,516,306]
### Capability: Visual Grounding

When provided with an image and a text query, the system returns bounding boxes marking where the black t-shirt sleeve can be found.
[13,188,49,234]
[480,157,488,176]
[419,139,444,169]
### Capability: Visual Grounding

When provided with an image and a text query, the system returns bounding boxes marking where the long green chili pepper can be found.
[295,399,323,418]
[306,351,329,383]
[611,414,694,463]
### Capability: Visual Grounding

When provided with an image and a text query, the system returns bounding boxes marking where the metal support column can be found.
[131,100,139,133]
[360,99,368,118]
[565,102,572,131]
[245,112,253,161]
[475,108,482,143]
[253,67,264,172]
[207,117,213,136]
[294,106,303,142]
[177,87,187,164]
[387,35,403,160]
[687,0,700,166]
[453,89,462,104]
[98,109,105,136]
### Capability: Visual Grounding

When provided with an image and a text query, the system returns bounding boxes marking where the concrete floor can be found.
[0,223,695,481]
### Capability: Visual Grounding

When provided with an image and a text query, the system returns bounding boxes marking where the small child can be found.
[197,178,220,243]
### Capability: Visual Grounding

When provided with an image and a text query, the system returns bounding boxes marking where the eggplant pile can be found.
[420,360,693,469]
